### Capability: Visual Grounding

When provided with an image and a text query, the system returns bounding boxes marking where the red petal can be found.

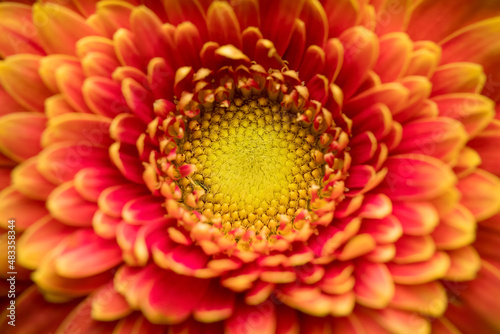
[391,201,439,235]
[47,182,98,227]
[378,154,456,201]
[336,27,379,100]
[0,286,77,334]
[55,229,122,278]
[143,272,210,324]
[37,143,110,184]
[431,63,486,96]
[259,0,306,55]
[468,120,500,177]
[206,1,242,49]
[373,33,412,83]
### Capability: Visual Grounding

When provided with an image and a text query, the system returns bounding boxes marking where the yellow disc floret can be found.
[179,97,325,235]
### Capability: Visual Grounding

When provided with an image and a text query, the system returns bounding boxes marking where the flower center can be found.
[180,97,325,235]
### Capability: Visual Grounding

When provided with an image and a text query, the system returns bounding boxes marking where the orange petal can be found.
[458,261,500,330]
[373,33,412,83]
[91,281,131,321]
[468,119,500,177]
[18,216,77,270]
[389,282,447,317]
[87,1,134,38]
[457,169,500,222]
[431,63,486,96]
[299,0,328,48]
[445,245,481,282]
[0,112,46,162]
[323,0,360,38]
[39,54,80,93]
[0,187,48,231]
[11,156,56,201]
[431,204,476,250]
[337,26,379,100]
[387,251,450,285]
[0,54,52,112]
[42,112,113,147]
[393,235,436,264]
[0,3,45,57]
[33,3,98,55]
[354,262,394,309]
[433,93,494,138]
[406,1,500,42]
[392,201,439,236]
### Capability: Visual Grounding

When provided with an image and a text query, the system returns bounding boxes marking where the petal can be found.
[431,204,476,250]
[42,112,113,147]
[468,119,500,177]
[0,286,78,334]
[33,3,98,55]
[18,216,77,270]
[392,117,468,164]
[193,280,236,323]
[91,281,132,321]
[39,54,80,93]
[0,54,52,112]
[457,169,500,221]
[0,187,48,231]
[55,229,122,278]
[206,1,242,49]
[457,261,500,330]
[37,142,110,184]
[83,77,131,118]
[11,156,56,201]
[0,3,45,57]
[354,262,394,309]
[445,245,481,282]
[433,93,494,138]
[259,0,306,55]
[98,183,149,218]
[393,235,435,264]
[225,300,276,334]
[406,1,500,42]
[431,63,486,96]
[336,27,379,100]
[373,33,412,83]
[47,182,98,227]
[387,252,450,285]
[323,0,360,38]
[143,271,210,324]
[389,282,447,317]
[0,112,46,162]
[391,201,439,235]
[378,154,456,201]
[74,167,126,202]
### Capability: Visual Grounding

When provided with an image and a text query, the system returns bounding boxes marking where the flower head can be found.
[1,0,500,333]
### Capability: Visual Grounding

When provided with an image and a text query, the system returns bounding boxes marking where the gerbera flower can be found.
[0,0,500,333]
